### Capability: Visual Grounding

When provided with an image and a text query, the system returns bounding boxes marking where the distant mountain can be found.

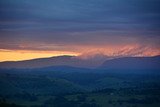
[0,55,159,70]
[99,55,160,70]
[0,55,106,69]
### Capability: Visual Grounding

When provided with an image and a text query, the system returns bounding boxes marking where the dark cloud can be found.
[0,0,159,54]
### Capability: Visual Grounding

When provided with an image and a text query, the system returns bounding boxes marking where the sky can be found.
[0,0,160,61]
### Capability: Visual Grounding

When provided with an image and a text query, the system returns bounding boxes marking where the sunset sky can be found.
[0,0,160,61]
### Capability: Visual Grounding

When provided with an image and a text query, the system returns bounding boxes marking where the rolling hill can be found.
[99,55,160,70]
[0,55,106,69]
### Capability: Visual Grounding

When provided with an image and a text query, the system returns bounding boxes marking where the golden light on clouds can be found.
[0,49,79,62]
[0,44,159,62]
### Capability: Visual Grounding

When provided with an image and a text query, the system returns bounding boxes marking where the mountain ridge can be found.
[99,55,160,70]
[0,55,105,69]
[0,55,159,70]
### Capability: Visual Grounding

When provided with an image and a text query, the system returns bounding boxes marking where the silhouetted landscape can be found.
[1,0,160,107]
[0,55,160,107]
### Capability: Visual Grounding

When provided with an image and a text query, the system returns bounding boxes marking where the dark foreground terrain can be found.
[0,56,160,107]
[0,67,160,107]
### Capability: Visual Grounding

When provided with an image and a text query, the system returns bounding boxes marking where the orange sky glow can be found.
[0,44,159,62]
[0,49,79,62]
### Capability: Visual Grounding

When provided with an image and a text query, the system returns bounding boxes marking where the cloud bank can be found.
[0,0,160,61]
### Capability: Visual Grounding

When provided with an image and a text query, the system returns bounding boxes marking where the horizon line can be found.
[0,54,159,63]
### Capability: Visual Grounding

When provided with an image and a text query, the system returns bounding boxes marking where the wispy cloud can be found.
[0,0,160,61]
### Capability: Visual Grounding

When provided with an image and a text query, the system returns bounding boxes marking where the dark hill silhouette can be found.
[34,65,92,73]
[0,55,159,70]
[99,55,160,70]
[0,55,105,69]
